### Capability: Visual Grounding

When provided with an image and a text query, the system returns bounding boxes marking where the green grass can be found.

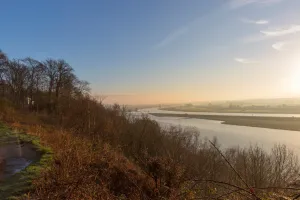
[0,124,17,145]
[0,123,52,200]
[151,113,300,131]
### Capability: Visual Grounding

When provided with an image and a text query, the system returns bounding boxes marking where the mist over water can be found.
[135,108,300,155]
[142,107,300,118]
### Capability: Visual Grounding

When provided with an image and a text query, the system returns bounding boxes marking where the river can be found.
[136,108,300,155]
[140,107,300,118]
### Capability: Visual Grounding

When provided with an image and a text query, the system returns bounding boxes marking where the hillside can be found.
[1,50,300,199]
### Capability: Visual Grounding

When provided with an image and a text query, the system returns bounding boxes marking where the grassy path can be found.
[0,123,52,200]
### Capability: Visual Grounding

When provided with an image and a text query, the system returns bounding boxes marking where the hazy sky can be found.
[1,0,300,105]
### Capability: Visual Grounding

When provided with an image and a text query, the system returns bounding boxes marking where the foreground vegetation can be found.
[151,113,300,131]
[1,50,300,199]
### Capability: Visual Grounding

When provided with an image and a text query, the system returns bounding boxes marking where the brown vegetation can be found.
[1,49,300,199]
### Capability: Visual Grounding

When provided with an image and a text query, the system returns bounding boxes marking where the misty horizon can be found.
[103,95,300,105]
[1,0,300,105]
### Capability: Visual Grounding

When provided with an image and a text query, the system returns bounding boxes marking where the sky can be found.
[1,0,300,105]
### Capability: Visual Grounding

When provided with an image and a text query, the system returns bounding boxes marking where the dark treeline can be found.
[0,50,101,133]
[1,49,300,199]
[0,50,89,114]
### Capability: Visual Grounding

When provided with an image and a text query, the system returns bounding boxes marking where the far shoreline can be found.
[150,113,300,132]
[159,107,300,115]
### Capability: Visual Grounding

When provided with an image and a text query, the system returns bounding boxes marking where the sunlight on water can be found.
[134,109,300,155]
[140,108,300,118]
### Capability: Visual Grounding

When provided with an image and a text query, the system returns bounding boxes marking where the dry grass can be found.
[7,122,155,200]
[2,105,300,199]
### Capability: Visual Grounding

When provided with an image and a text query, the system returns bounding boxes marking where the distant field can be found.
[150,113,300,131]
[161,106,300,114]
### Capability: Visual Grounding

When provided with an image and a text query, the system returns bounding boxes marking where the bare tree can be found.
[2,59,29,106]
[43,59,58,113]
[22,57,46,109]
[74,80,90,97]
[0,50,7,65]
[54,59,73,100]
[0,50,8,97]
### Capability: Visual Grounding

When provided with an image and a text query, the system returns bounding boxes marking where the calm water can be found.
[140,107,300,118]
[134,108,300,155]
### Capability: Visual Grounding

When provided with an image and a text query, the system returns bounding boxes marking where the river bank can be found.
[150,113,300,131]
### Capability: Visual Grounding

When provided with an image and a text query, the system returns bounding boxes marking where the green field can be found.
[151,113,300,131]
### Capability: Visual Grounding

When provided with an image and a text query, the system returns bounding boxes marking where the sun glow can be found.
[290,73,300,94]
[289,55,300,94]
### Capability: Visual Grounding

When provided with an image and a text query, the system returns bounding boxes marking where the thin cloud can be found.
[235,58,258,64]
[229,0,256,8]
[241,34,268,43]
[241,24,300,44]
[272,40,300,51]
[261,25,300,36]
[240,18,269,25]
[229,0,283,9]
[153,5,222,49]
[272,41,287,51]
[154,27,189,49]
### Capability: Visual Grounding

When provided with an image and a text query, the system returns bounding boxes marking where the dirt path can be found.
[0,143,37,181]
[0,129,40,181]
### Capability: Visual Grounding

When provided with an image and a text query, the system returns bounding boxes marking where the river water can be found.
[136,108,300,155]
[141,107,300,118]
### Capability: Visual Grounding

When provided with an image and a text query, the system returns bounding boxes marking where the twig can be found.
[293,193,300,200]
[175,181,203,197]
[191,179,252,195]
[209,140,261,200]
[191,189,242,200]
[211,189,241,200]
[254,186,300,191]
